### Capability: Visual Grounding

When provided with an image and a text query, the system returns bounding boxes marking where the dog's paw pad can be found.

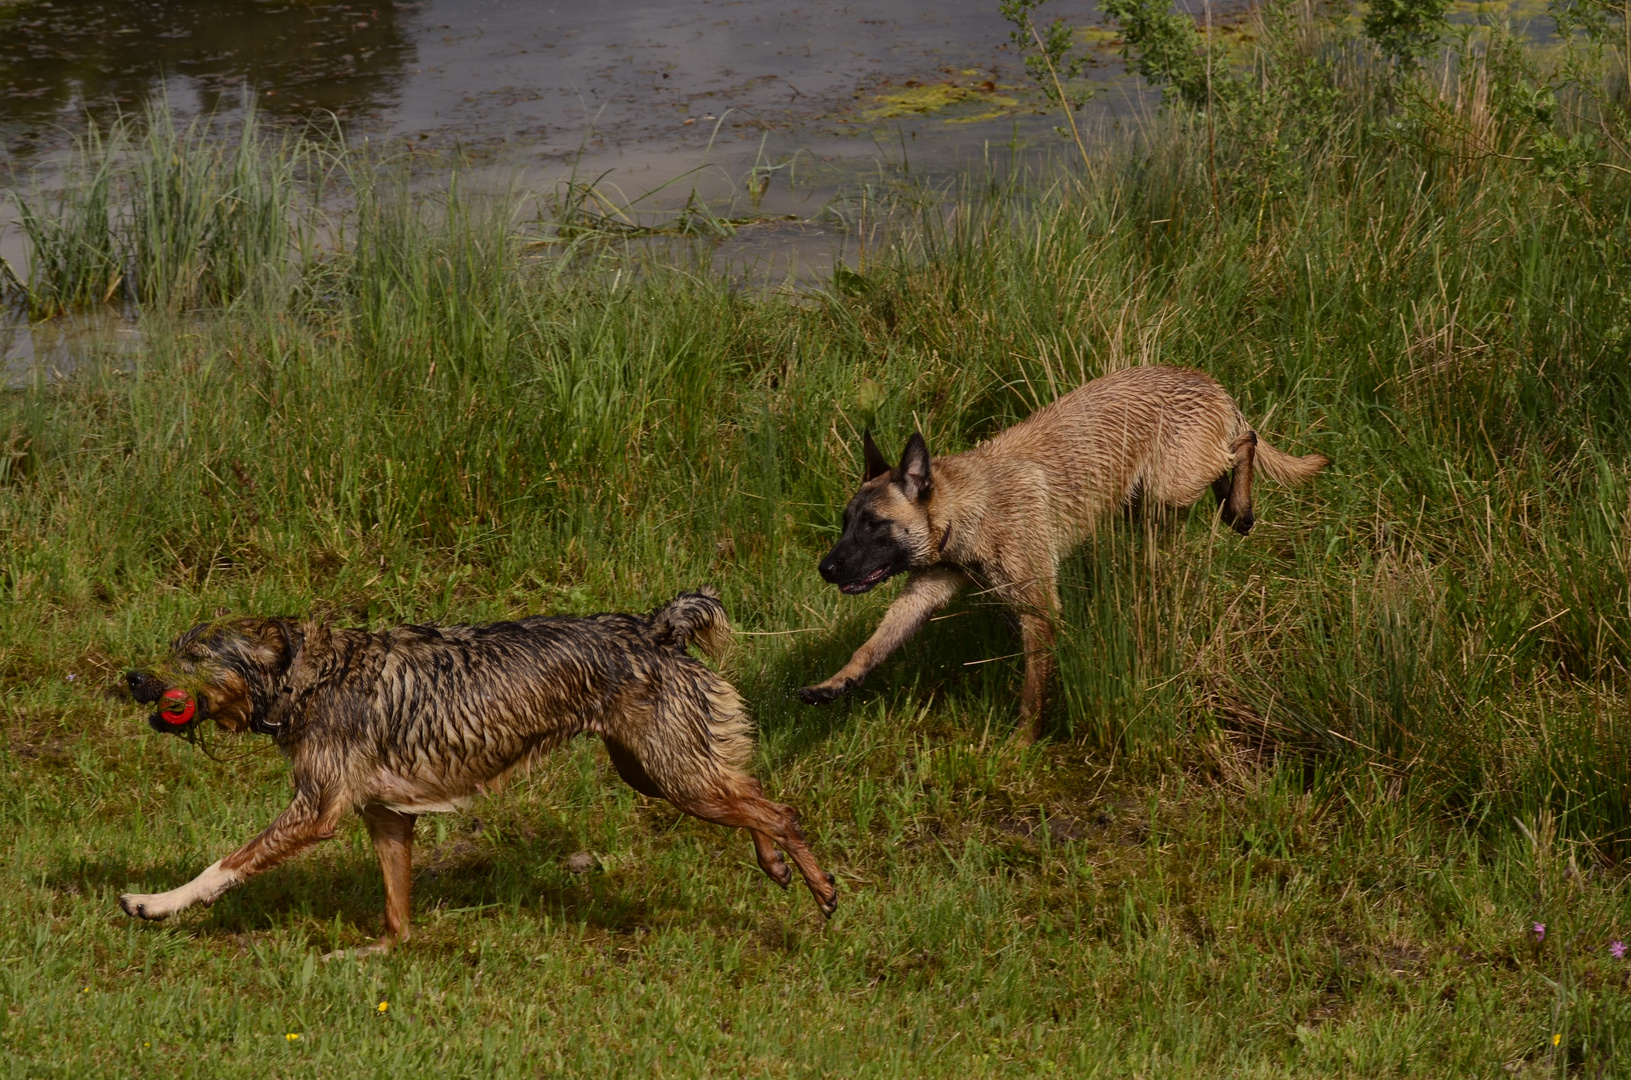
[811,872,839,917]
[799,683,850,705]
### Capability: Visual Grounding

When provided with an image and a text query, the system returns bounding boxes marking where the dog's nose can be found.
[817,554,840,583]
[127,670,165,704]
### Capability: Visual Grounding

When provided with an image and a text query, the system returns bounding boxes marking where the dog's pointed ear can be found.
[861,429,891,482]
[897,432,932,503]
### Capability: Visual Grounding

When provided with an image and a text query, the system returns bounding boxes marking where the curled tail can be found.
[1251,434,1331,485]
[649,585,732,660]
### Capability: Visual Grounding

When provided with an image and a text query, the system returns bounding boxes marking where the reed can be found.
[8,99,300,316]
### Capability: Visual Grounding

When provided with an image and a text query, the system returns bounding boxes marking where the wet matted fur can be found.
[801,365,1330,742]
[122,587,837,956]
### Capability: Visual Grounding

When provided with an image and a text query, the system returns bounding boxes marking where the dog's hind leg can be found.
[671,778,838,917]
[327,805,418,961]
[800,566,969,704]
[609,735,796,890]
[119,790,343,922]
[748,828,794,889]
[1218,432,1257,535]
[1016,612,1058,745]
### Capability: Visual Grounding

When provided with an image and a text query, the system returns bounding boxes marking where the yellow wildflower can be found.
[286,1033,301,1042]
[1553,1034,1562,1046]
[377,1001,389,1014]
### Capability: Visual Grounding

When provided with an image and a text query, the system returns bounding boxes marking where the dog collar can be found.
[158,688,197,726]
[254,684,295,737]
[257,623,318,739]
[251,711,285,737]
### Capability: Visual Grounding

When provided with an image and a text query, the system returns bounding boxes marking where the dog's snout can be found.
[817,552,841,584]
[127,670,165,704]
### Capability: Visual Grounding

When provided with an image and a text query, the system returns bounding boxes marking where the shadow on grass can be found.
[50,818,713,944]
[746,593,1028,760]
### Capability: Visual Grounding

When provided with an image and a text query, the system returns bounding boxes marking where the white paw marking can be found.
[119,860,239,921]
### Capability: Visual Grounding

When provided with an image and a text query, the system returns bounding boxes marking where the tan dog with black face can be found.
[800,365,1329,742]
[121,589,837,958]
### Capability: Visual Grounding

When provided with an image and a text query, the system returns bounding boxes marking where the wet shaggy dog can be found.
[122,588,837,956]
[801,365,1330,742]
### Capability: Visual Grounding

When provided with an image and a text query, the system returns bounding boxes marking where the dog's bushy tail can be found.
[1253,436,1331,485]
[650,586,731,660]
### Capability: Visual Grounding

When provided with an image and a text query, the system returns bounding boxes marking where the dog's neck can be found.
[924,459,982,568]
[258,623,323,739]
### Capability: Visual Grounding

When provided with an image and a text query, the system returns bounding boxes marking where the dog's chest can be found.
[366,769,482,814]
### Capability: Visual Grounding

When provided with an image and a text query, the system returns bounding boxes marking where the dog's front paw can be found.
[798,679,854,705]
[119,893,169,921]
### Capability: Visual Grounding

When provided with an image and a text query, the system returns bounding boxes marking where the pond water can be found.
[1,0,1178,373]
[0,0,1153,186]
[0,0,1558,381]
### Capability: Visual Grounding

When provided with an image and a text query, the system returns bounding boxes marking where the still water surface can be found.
[1,0,1140,179]
[0,0,1169,377]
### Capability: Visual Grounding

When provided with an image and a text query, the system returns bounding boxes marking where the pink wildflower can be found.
[1611,940,1626,960]
[1533,922,1546,942]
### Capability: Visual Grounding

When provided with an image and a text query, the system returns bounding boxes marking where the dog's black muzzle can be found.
[818,544,897,596]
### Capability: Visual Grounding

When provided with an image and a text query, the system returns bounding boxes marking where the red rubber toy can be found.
[158,687,196,726]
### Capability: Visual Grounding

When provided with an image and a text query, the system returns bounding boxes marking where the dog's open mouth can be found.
[839,566,892,595]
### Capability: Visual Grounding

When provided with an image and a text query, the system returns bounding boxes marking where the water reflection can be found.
[0,0,1130,297]
[1,307,138,389]
[0,0,418,156]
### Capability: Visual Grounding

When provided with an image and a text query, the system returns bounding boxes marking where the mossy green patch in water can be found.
[1078,26,1122,46]
[861,81,1019,122]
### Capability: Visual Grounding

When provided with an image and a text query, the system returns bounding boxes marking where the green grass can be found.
[4,11,1631,1076]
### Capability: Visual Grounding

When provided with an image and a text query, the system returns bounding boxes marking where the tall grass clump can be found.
[6,100,301,316]
[126,102,299,311]
[9,122,122,316]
